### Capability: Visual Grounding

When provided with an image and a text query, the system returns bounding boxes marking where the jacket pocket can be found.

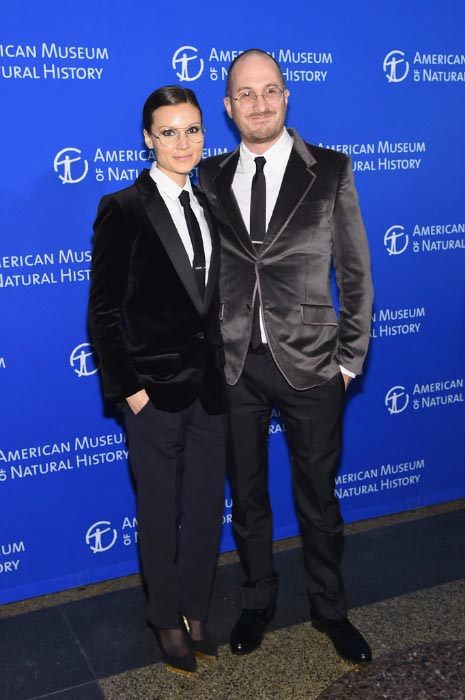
[303,199,328,215]
[301,304,337,326]
[134,353,182,377]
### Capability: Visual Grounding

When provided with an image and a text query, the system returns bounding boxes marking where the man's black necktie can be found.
[249,156,266,349]
[179,190,206,298]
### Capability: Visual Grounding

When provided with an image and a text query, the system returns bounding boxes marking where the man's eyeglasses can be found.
[150,124,206,148]
[228,86,285,109]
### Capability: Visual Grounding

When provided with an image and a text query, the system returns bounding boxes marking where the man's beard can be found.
[242,110,285,144]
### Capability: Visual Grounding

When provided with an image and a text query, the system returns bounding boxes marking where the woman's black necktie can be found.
[179,190,206,298]
[249,156,266,349]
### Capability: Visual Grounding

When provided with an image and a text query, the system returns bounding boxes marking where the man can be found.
[198,50,373,664]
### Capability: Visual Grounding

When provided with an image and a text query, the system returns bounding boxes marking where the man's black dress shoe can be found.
[230,607,275,655]
[312,617,372,664]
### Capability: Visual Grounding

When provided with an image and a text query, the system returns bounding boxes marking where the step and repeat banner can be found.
[1,0,464,603]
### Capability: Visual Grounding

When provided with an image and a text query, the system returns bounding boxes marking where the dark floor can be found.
[0,500,464,700]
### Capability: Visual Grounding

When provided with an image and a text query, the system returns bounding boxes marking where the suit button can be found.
[256,261,263,269]
[194,331,205,340]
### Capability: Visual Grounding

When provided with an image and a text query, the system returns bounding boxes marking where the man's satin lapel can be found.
[136,170,205,316]
[262,133,316,252]
[214,149,255,256]
[194,186,219,312]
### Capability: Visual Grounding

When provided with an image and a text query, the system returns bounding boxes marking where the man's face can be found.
[224,54,289,150]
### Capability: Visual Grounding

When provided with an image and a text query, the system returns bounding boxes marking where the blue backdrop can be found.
[1,0,464,603]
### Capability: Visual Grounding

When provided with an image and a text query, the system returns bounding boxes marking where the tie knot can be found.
[179,190,190,206]
[254,156,266,174]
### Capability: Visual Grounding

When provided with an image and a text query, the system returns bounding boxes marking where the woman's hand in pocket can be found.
[126,389,150,415]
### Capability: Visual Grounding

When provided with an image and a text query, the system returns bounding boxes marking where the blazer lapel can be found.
[262,130,317,253]
[193,186,219,313]
[136,170,205,317]
[214,149,255,256]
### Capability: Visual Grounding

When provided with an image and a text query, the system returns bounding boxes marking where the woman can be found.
[88,86,226,676]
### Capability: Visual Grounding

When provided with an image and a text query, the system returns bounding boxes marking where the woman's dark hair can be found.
[142,85,202,132]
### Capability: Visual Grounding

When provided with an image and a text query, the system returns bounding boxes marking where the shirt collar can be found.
[238,128,293,174]
[149,162,194,202]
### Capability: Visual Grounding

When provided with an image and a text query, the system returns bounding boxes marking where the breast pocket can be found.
[292,200,331,260]
[297,199,330,234]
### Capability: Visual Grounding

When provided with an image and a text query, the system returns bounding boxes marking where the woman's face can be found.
[144,102,204,186]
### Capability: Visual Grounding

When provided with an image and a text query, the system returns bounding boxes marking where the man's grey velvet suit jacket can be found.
[198,129,373,389]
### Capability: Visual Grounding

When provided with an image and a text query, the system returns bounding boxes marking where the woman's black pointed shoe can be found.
[190,635,218,660]
[153,628,197,676]
[183,618,218,660]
